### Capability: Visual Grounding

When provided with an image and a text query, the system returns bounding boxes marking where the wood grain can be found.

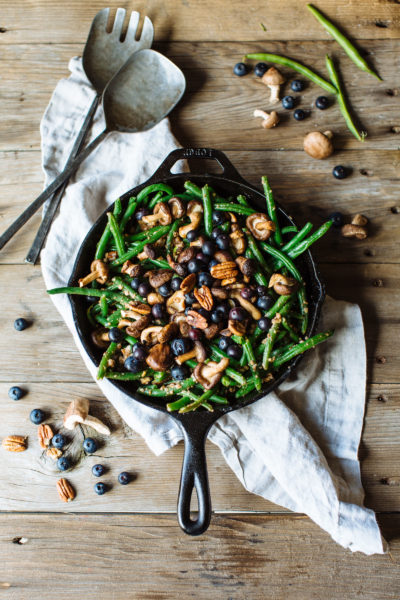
[0,514,399,600]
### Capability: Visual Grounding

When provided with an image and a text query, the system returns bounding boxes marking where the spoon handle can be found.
[25,94,101,264]
[0,128,108,252]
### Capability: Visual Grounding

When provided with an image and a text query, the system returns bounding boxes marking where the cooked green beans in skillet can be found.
[48,177,333,411]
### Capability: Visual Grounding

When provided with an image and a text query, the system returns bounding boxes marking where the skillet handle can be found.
[150,147,248,184]
[176,413,216,536]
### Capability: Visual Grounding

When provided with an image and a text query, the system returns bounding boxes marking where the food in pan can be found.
[48,176,334,413]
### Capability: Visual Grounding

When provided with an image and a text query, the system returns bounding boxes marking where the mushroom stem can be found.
[79,270,101,287]
[175,349,197,364]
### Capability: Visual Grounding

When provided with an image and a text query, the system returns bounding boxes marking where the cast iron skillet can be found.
[69,148,325,536]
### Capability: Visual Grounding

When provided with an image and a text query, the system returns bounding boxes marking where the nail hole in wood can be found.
[364,248,374,257]
[359,169,373,176]
[372,279,384,287]
[390,206,400,214]
[376,356,387,364]
[377,395,388,402]
[385,88,399,96]
[12,537,28,544]
[375,20,389,27]
[0,27,7,33]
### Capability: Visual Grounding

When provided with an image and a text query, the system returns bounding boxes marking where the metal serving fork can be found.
[24,8,154,264]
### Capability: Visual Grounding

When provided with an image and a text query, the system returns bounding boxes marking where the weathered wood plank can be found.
[0,41,399,152]
[0,382,399,512]
[0,0,399,44]
[0,514,399,600]
[0,148,399,265]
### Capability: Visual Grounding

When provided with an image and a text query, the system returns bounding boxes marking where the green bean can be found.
[273,330,334,369]
[125,334,138,345]
[245,53,337,95]
[47,286,133,307]
[244,230,272,275]
[239,337,261,391]
[281,317,299,342]
[235,379,257,398]
[148,191,164,210]
[167,396,193,412]
[298,287,309,335]
[202,184,213,237]
[137,184,174,204]
[325,55,366,142]
[307,4,381,81]
[100,295,108,318]
[179,389,215,413]
[147,258,172,270]
[272,342,294,357]
[214,203,255,216]
[107,212,125,257]
[166,219,182,256]
[210,345,240,368]
[288,220,333,259]
[261,176,282,246]
[254,271,269,286]
[262,319,281,370]
[105,370,146,381]
[111,225,170,266]
[97,342,118,379]
[119,197,137,233]
[237,194,250,207]
[266,295,292,319]
[87,304,98,327]
[112,276,145,302]
[281,226,298,235]
[183,181,203,198]
[95,198,122,260]
[209,394,229,405]
[259,242,303,282]
[153,371,169,384]
[126,225,165,242]
[282,223,313,254]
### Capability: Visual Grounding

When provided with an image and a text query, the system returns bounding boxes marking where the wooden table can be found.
[1,1,400,597]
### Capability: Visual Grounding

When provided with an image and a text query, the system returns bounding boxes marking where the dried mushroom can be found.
[246,213,276,241]
[146,343,173,371]
[269,273,299,296]
[79,260,108,287]
[179,200,203,238]
[193,358,229,390]
[141,202,172,226]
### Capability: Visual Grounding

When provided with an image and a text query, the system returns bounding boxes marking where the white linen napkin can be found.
[40,57,385,555]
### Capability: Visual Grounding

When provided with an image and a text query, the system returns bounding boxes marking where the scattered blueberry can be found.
[233,62,248,77]
[52,433,67,449]
[256,296,273,311]
[135,207,149,221]
[8,386,24,401]
[212,211,227,226]
[227,344,242,360]
[137,282,150,297]
[171,338,192,356]
[92,464,105,477]
[186,229,198,242]
[132,343,147,362]
[211,309,224,324]
[293,109,307,121]
[118,471,132,485]
[158,282,172,297]
[256,285,269,297]
[171,364,190,381]
[218,336,231,351]
[130,277,141,290]
[30,408,45,425]
[196,252,210,264]
[282,95,295,110]
[197,308,211,320]
[198,272,213,287]
[94,482,107,495]
[202,240,216,256]
[258,317,272,331]
[291,79,305,92]
[315,95,329,110]
[83,438,98,454]
[240,287,254,300]
[184,291,196,306]
[215,303,230,320]
[329,212,344,227]
[216,233,230,250]
[108,327,124,343]
[14,318,29,331]
[188,328,202,341]
[124,356,143,373]
[229,307,247,321]
[187,259,204,274]
[254,62,268,77]
[211,228,222,239]
[171,277,183,292]
[332,165,349,180]
[151,303,165,320]
[57,456,71,471]
[208,258,219,269]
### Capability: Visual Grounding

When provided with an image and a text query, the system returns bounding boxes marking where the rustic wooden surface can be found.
[1,0,400,597]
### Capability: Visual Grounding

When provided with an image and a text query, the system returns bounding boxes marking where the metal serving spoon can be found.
[0,49,185,253]
[25,7,154,264]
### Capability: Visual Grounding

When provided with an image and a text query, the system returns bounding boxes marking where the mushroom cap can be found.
[125,314,151,338]
[235,256,255,277]
[268,273,298,295]
[168,197,186,219]
[261,111,280,129]
[139,244,156,260]
[193,358,229,389]
[90,259,109,283]
[341,224,368,240]
[177,246,196,263]
[230,229,247,254]
[154,201,172,225]
[158,322,179,343]
[261,67,285,86]
[246,213,276,240]
[141,325,163,345]
[146,343,173,371]
[63,398,89,430]
[91,328,110,348]
[166,290,186,314]
[148,269,174,288]
[303,131,334,159]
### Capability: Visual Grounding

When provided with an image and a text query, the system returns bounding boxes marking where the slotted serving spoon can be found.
[0,48,185,253]
[25,7,154,264]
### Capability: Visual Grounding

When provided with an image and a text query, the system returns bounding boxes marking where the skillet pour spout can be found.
[68,147,325,535]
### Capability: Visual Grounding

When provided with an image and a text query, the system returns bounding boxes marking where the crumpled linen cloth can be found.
[40,57,385,555]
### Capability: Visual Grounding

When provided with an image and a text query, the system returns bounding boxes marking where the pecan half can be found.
[2,435,27,452]
[57,478,75,503]
[127,302,151,315]
[158,322,178,343]
[221,277,237,286]
[194,286,214,311]
[186,310,208,330]
[38,424,53,449]
[210,261,238,280]
[228,319,246,336]
[180,273,196,293]
[46,447,62,460]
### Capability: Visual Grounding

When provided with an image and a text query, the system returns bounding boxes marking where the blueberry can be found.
[198,272,213,287]
[171,338,192,356]
[152,303,165,320]
[132,343,147,361]
[208,258,219,269]
[229,307,247,321]
[291,79,305,92]
[211,228,222,240]
[188,328,202,341]
[211,309,224,324]
[52,433,66,449]
[118,471,132,485]
[196,252,210,264]
[332,165,349,180]
[227,344,242,360]
[14,318,28,331]
[171,277,183,292]
[158,282,172,297]
[256,285,269,296]
[92,464,105,477]
[30,408,45,425]
[203,239,217,255]
[254,62,268,77]
[240,287,253,300]
[282,95,295,110]
[135,207,149,221]
[8,386,24,401]
[184,291,196,306]
[218,336,231,351]
[138,282,150,297]
[315,95,329,110]
[57,456,71,471]
[329,212,344,227]
[197,308,210,320]
[258,317,272,331]
[233,62,248,77]
[94,482,107,495]
[257,296,273,311]
[171,364,190,381]
[215,303,230,319]
[108,327,124,343]
[124,356,143,373]
[187,259,204,274]
[83,438,98,454]
[212,211,227,226]
[130,277,141,290]
[293,109,307,121]
[216,233,230,250]
[186,229,198,242]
